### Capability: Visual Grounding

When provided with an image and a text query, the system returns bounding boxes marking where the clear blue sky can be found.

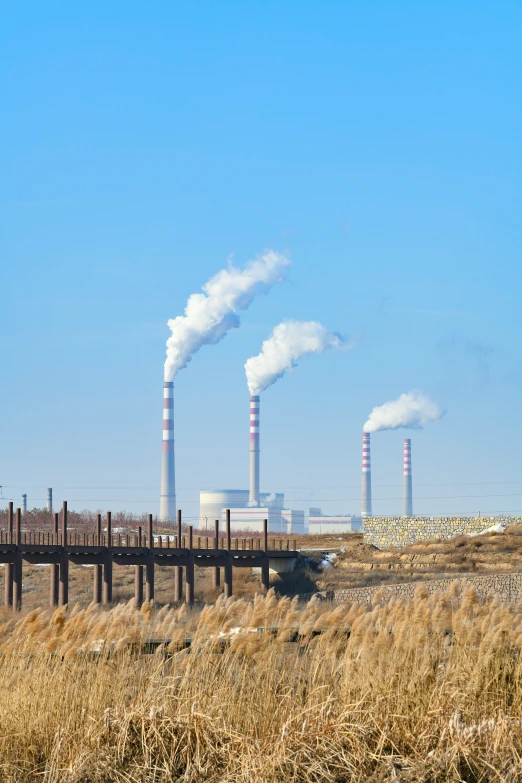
[1,1,521,520]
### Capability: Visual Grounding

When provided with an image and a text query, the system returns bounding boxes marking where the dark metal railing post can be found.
[174,509,183,601]
[50,512,59,606]
[135,525,143,606]
[145,514,154,602]
[261,519,270,592]
[4,502,13,607]
[93,513,102,603]
[102,511,112,604]
[59,501,69,606]
[212,519,220,588]
[224,510,232,598]
[185,525,194,604]
[13,508,22,610]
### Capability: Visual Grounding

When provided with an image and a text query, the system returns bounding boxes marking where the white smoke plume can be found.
[245,320,344,395]
[363,390,445,433]
[164,250,290,381]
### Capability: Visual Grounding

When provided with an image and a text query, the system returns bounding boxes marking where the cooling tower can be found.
[249,395,260,505]
[159,381,176,522]
[402,438,413,516]
[361,432,372,518]
[46,488,53,514]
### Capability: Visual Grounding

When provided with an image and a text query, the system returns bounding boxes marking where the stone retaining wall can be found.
[363,516,522,549]
[326,572,522,605]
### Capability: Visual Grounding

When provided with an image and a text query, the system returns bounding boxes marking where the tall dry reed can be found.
[1,586,522,781]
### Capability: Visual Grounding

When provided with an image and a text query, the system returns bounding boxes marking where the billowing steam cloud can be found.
[245,320,344,395]
[164,250,290,381]
[363,390,445,433]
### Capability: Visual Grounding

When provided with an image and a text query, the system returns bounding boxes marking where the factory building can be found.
[199,490,284,529]
[281,509,305,534]
[226,506,282,533]
[308,511,362,534]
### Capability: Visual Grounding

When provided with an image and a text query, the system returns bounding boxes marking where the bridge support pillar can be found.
[145,555,154,603]
[261,558,270,591]
[93,564,102,604]
[59,554,69,606]
[135,565,143,606]
[13,553,22,611]
[50,563,59,607]
[224,559,233,599]
[174,566,183,602]
[102,554,112,605]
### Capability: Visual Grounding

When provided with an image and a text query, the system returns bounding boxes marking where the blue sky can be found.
[1,1,521,520]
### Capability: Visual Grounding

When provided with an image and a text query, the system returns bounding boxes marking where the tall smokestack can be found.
[160,381,176,521]
[46,488,53,514]
[402,438,413,516]
[249,395,260,505]
[361,432,372,518]
[22,494,27,514]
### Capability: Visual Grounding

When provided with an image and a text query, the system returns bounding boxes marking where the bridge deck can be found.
[1,503,299,610]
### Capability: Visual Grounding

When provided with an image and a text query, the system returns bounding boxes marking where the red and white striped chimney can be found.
[249,395,260,505]
[361,432,372,518]
[402,438,413,516]
[160,381,176,521]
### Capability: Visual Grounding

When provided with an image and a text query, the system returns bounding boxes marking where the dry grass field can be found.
[1,587,522,781]
[309,526,522,592]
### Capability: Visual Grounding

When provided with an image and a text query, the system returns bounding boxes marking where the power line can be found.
[4,481,522,490]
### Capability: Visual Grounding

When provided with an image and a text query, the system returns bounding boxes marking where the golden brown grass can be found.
[318,530,522,591]
[1,587,522,780]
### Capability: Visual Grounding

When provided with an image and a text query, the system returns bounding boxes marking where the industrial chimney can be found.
[159,381,176,521]
[361,432,372,518]
[249,395,260,505]
[22,494,27,514]
[46,488,53,514]
[402,438,413,516]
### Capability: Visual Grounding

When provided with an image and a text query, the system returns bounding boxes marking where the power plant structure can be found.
[308,512,362,534]
[403,438,413,516]
[361,432,372,519]
[174,381,418,531]
[46,488,53,514]
[21,494,27,514]
[160,381,176,522]
[199,490,285,528]
[198,395,305,534]
[249,395,260,504]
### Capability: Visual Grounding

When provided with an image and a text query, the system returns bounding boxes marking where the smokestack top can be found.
[162,382,174,452]
[361,432,372,518]
[249,394,260,504]
[362,431,371,472]
[403,438,412,475]
[250,395,260,442]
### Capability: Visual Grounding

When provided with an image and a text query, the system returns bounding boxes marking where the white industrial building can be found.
[308,512,363,534]
[281,509,305,534]
[226,506,282,533]
[199,489,284,529]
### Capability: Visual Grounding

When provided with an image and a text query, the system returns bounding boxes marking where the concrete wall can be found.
[363,516,522,549]
[321,572,522,605]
